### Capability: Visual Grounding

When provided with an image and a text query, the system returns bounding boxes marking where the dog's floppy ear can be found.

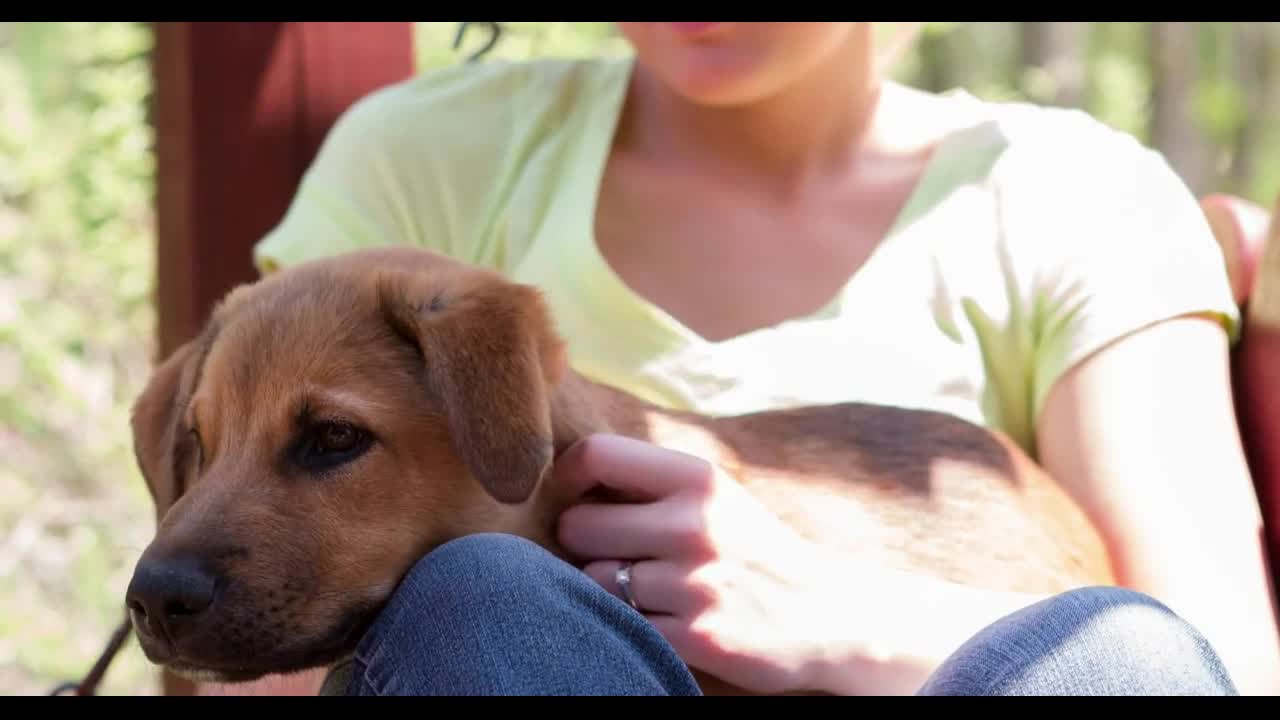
[130,338,203,521]
[379,270,568,504]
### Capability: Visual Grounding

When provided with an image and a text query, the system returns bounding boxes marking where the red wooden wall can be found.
[151,21,416,357]
[150,20,416,696]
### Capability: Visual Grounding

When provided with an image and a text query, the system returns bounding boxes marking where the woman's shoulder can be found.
[253,55,632,273]
[254,55,632,272]
[341,55,632,151]
[882,84,1184,245]
[910,87,1209,255]
[912,89,1239,434]
[915,86,1161,181]
[952,90,1186,209]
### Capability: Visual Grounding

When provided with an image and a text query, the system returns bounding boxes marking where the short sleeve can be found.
[252,63,525,276]
[1002,114,1241,420]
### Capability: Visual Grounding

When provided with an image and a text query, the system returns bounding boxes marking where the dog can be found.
[124,246,1116,695]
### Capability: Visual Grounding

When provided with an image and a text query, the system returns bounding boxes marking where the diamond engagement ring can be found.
[615,561,639,610]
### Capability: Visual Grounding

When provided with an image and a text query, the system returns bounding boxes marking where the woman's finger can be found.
[553,433,717,504]
[558,495,712,561]
[582,559,716,617]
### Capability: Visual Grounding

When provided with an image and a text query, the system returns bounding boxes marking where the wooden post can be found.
[149,20,415,696]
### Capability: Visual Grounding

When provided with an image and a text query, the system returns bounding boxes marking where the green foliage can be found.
[1087,44,1153,142]
[893,22,1278,203]
[0,21,158,696]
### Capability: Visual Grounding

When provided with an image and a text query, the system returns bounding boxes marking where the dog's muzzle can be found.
[126,554,220,651]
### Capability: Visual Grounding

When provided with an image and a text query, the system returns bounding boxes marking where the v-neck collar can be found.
[552,57,974,353]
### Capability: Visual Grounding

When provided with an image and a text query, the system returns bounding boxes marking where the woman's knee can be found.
[402,533,567,594]
[1036,585,1235,692]
[345,533,699,695]
[921,586,1238,695]
[341,534,586,694]
[367,533,576,638]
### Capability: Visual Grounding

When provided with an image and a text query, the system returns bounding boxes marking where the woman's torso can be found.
[253,54,1240,462]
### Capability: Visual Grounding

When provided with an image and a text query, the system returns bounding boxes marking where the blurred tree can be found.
[1151,22,1213,194]
[1228,23,1277,198]
[915,22,959,93]
[1021,22,1086,107]
[1,21,158,696]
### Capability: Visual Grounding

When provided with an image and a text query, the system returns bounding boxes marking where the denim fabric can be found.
[342,533,701,695]
[334,533,1236,696]
[916,585,1238,695]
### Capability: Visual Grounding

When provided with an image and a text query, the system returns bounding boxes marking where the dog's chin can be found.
[141,600,383,684]
[165,662,277,685]
[134,642,296,685]
[152,642,347,685]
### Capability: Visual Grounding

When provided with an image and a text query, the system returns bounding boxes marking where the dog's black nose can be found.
[126,556,218,641]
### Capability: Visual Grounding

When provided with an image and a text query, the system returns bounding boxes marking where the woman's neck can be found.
[621,29,883,185]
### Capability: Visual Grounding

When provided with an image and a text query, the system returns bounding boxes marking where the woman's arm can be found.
[1035,312,1280,695]
[808,310,1280,696]
[827,313,1280,697]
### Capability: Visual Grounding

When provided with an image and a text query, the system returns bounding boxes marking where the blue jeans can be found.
[330,533,1237,696]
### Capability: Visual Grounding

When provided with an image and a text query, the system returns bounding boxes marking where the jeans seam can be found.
[352,647,387,696]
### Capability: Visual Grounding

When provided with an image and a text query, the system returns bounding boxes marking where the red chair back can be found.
[1203,193,1280,594]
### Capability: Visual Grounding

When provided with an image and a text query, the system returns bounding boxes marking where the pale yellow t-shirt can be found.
[253,56,1239,460]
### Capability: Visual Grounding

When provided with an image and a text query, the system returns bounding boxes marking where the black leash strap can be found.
[49,613,133,696]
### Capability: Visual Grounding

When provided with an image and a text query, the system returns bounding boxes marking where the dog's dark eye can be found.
[296,422,372,472]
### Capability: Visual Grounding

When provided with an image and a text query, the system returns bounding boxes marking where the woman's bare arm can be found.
[1035,313,1280,695]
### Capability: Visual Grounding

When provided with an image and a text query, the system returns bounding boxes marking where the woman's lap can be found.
[333,533,1237,696]
[338,533,701,695]
[915,584,1238,695]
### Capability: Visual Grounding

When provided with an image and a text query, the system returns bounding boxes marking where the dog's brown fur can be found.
[128,247,1115,694]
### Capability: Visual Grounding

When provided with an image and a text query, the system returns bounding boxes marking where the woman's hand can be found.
[553,433,862,694]
[552,433,1074,696]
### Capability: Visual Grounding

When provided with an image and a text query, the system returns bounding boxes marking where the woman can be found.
[249,22,1278,695]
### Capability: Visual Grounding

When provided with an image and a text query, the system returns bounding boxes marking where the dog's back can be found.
[713,403,1113,594]
[573,376,1115,596]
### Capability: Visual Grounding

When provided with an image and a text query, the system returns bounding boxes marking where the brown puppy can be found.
[126,246,1115,694]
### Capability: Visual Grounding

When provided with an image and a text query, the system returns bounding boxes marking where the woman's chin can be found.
[647,57,783,108]
[664,22,731,40]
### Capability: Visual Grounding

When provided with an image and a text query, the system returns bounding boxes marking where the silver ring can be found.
[615,561,639,610]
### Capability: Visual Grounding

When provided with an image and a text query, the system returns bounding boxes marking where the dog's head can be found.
[125,247,570,682]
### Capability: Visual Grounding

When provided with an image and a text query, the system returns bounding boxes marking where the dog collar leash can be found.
[49,611,133,696]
